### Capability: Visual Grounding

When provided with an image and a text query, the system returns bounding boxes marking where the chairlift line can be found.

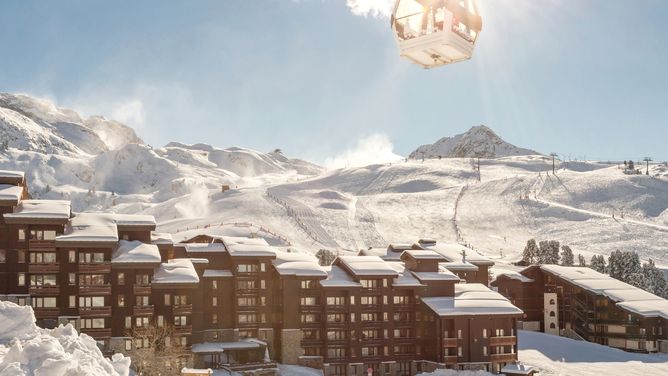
[391,0,482,69]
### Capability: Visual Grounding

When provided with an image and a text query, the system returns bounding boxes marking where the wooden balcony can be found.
[444,356,458,364]
[79,263,111,274]
[174,325,192,335]
[442,338,458,348]
[79,306,112,317]
[28,240,56,249]
[79,328,112,338]
[28,263,60,273]
[489,336,517,346]
[133,284,152,295]
[133,305,155,316]
[173,304,193,315]
[79,285,112,295]
[29,285,60,296]
[33,307,60,318]
[491,353,517,362]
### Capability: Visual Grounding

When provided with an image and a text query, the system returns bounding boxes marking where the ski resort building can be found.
[492,265,668,354]
[0,169,525,375]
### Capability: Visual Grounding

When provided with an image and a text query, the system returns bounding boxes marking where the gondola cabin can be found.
[392,0,482,68]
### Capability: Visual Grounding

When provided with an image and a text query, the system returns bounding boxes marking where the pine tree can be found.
[608,250,624,279]
[537,240,549,264]
[577,254,586,267]
[560,245,574,266]
[522,239,539,264]
[621,251,642,282]
[590,255,607,274]
[642,259,668,298]
[540,240,560,264]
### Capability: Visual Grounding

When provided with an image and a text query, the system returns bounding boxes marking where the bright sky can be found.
[1,0,667,163]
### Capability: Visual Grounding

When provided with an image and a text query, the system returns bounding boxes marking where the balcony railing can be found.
[79,285,112,295]
[28,263,60,273]
[442,338,458,347]
[79,328,112,337]
[33,307,60,318]
[134,305,155,316]
[490,353,517,362]
[443,356,458,364]
[29,285,60,296]
[174,325,192,334]
[28,240,56,249]
[173,304,193,315]
[79,306,112,317]
[79,263,112,274]
[133,284,152,295]
[489,336,517,346]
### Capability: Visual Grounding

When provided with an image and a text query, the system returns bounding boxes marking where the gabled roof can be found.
[184,243,227,254]
[112,240,161,266]
[386,262,424,287]
[320,265,362,288]
[56,213,118,246]
[226,243,276,258]
[273,252,327,277]
[422,283,523,317]
[0,170,24,185]
[401,250,447,262]
[3,200,71,224]
[359,247,402,261]
[113,214,157,229]
[337,256,399,277]
[151,232,174,245]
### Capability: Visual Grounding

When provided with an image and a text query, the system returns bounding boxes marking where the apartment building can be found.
[492,265,668,353]
[0,169,525,375]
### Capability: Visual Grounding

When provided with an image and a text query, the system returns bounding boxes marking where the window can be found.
[362,329,380,339]
[549,298,556,305]
[301,280,317,289]
[303,329,320,340]
[361,346,380,356]
[68,273,76,285]
[180,337,187,347]
[174,316,187,326]
[136,317,150,327]
[157,315,164,327]
[457,329,462,339]
[327,314,346,323]
[30,274,57,286]
[117,272,125,285]
[80,274,105,285]
[483,346,488,356]
[29,252,56,264]
[80,318,105,329]
[394,345,414,355]
[238,314,257,324]
[495,329,505,337]
[458,346,463,357]
[79,252,104,263]
[136,295,150,306]
[549,323,556,329]
[327,296,345,306]
[300,297,318,306]
[393,295,410,304]
[124,340,132,351]
[125,316,132,329]
[135,338,150,349]
[237,263,259,273]
[115,294,124,307]
[237,280,256,290]
[68,251,76,263]
[260,279,266,289]
[79,296,105,307]
[327,348,346,358]
[69,295,76,308]
[361,313,379,322]
[301,314,319,323]
[360,296,378,305]
[393,312,411,322]
[212,297,218,307]
[237,296,257,306]
[18,229,26,241]
[18,273,25,286]
[327,330,347,340]
[211,280,218,289]
[164,294,171,306]
[174,295,187,305]
[239,330,256,339]
[360,279,379,289]
[549,311,556,317]
[31,297,57,308]
[393,328,413,338]
[211,314,218,324]
[260,263,266,272]
[0,249,5,263]
[483,329,488,338]
[136,274,150,285]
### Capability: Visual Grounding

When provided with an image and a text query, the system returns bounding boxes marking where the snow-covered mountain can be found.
[409,125,540,159]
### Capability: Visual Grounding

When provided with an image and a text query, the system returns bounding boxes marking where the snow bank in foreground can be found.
[0,301,130,376]
[418,370,492,375]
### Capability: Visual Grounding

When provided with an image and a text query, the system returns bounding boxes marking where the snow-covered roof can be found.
[151,232,173,245]
[226,243,276,258]
[540,265,668,319]
[421,242,495,266]
[501,363,536,375]
[440,261,479,272]
[202,269,234,278]
[112,240,161,265]
[0,170,24,179]
[337,256,399,277]
[191,341,261,353]
[388,243,415,251]
[113,214,156,228]
[3,200,71,223]
[220,236,270,247]
[152,259,199,285]
[0,184,23,205]
[412,267,460,282]
[273,252,327,277]
[386,262,424,287]
[495,270,534,283]
[180,368,212,375]
[422,283,523,317]
[359,247,402,261]
[184,243,227,253]
[402,250,447,261]
[56,213,118,245]
[320,265,362,288]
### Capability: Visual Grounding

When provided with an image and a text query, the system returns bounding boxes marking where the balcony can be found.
[29,285,60,296]
[79,306,112,317]
[79,285,112,296]
[173,304,193,315]
[174,325,192,335]
[79,328,112,338]
[489,336,517,346]
[133,305,155,316]
[33,307,60,318]
[79,263,111,274]
[490,353,517,362]
[28,240,56,249]
[442,338,459,348]
[133,284,151,295]
[28,263,60,273]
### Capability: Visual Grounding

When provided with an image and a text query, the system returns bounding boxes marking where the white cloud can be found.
[111,99,145,129]
[346,0,395,18]
[325,133,404,169]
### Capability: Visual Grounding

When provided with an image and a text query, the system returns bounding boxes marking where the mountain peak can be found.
[409,125,540,159]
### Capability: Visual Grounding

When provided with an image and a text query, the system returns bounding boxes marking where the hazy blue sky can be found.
[1,0,667,163]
